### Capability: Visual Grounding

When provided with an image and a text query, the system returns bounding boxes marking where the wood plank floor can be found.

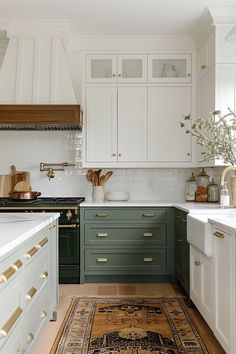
[35,283,225,354]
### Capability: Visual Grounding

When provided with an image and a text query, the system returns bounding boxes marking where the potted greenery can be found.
[180,108,236,206]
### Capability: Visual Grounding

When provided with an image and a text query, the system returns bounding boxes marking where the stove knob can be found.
[66,210,72,221]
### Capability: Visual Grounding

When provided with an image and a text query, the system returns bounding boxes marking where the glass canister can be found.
[185,173,197,201]
[196,168,210,202]
[207,178,219,203]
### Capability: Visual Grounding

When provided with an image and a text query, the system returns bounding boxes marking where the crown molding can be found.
[191,7,214,48]
[67,34,196,51]
[209,7,236,24]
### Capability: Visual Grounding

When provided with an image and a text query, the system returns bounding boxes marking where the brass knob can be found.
[201,65,207,70]
[187,153,191,156]
[118,74,121,77]
[194,261,201,266]
[112,153,116,157]
[187,73,191,77]
[118,153,122,157]
[112,74,116,77]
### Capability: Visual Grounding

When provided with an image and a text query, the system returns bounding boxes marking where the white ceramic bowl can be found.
[105,191,129,201]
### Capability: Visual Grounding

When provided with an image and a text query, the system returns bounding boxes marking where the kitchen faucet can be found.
[40,162,76,180]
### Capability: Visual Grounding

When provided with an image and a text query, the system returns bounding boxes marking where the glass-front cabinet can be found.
[148,54,192,82]
[86,54,147,83]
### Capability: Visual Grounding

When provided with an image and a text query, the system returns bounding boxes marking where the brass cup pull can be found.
[27,332,34,343]
[41,310,47,319]
[97,258,108,263]
[37,237,48,249]
[96,213,108,217]
[97,233,108,237]
[12,260,23,270]
[143,213,155,218]
[144,257,153,262]
[25,287,37,300]
[143,233,154,237]
[25,246,38,259]
[194,261,201,266]
[0,259,23,283]
[41,271,48,279]
[213,231,225,239]
[0,307,23,339]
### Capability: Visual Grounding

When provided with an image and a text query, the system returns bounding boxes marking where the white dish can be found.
[105,191,129,201]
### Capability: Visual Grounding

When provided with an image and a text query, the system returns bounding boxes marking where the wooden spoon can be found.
[95,169,102,186]
[86,169,95,185]
[100,171,113,186]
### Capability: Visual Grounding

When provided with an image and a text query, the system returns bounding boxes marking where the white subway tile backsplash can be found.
[0,131,222,200]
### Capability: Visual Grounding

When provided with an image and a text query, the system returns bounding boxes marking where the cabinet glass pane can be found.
[152,59,187,78]
[122,59,143,78]
[91,59,113,78]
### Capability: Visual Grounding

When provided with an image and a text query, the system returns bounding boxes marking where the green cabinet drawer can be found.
[84,249,167,272]
[84,208,167,222]
[85,224,167,246]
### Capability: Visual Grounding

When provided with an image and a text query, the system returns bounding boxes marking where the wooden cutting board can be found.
[10,165,31,191]
[0,174,11,197]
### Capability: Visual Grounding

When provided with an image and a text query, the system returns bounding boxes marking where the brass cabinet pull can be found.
[40,310,47,319]
[97,258,108,263]
[37,237,48,249]
[27,332,34,343]
[177,239,183,242]
[59,224,77,229]
[96,213,108,217]
[194,261,201,266]
[144,257,153,262]
[0,259,23,283]
[25,287,37,300]
[118,74,122,77]
[175,215,187,222]
[12,260,23,270]
[143,233,154,237]
[97,233,108,237]
[25,246,38,259]
[201,64,207,70]
[41,271,48,279]
[112,74,116,77]
[143,213,155,218]
[213,231,225,239]
[0,307,23,339]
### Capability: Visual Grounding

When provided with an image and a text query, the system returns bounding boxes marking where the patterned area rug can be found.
[50,297,209,354]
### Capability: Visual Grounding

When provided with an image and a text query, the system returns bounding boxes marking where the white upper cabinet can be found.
[86,54,147,83]
[85,86,147,164]
[148,54,192,82]
[148,86,192,162]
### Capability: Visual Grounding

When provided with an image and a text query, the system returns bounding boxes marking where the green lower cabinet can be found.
[174,208,189,294]
[80,207,174,283]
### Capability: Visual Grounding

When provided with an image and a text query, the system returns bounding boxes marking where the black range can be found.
[0,197,85,283]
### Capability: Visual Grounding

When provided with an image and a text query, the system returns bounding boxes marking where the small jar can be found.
[185,173,197,201]
[207,178,219,203]
[196,168,210,202]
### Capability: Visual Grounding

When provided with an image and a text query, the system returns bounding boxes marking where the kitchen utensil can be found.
[95,169,102,185]
[0,174,11,197]
[99,171,113,186]
[86,169,97,186]
[105,191,129,201]
[9,191,41,200]
[10,165,31,191]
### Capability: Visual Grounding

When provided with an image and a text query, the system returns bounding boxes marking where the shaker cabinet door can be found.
[148,86,192,162]
[118,86,147,162]
[86,86,117,163]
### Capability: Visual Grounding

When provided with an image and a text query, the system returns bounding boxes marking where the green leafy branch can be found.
[179,109,236,166]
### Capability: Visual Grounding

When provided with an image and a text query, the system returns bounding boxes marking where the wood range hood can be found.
[0,104,82,130]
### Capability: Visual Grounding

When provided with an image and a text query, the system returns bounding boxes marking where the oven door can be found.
[59,223,79,265]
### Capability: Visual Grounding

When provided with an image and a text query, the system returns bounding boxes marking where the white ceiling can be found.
[0,0,235,35]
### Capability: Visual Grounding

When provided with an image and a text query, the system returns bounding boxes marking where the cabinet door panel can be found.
[86,54,116,83]
[117,55,147,82]
[148,87,192,162]
[86,86,117,162]
[118,86,147,162]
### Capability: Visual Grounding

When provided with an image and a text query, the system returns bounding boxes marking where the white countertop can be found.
[81,200,231,213]
[208,214,236,233]
[0,212,60,258]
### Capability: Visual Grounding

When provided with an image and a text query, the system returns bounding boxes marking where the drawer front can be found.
[0,280,22,350]
[0,246,24,291]
[85,224,166,245]
[85,249,167,272]
[23,247,49,312]
[84,208,167,222]
[24,226,49,266]
[22,291,49,354]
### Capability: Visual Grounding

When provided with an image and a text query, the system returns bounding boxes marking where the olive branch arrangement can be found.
[180,108,236,166]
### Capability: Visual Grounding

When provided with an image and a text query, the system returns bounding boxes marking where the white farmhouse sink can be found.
[187,214,213,257]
